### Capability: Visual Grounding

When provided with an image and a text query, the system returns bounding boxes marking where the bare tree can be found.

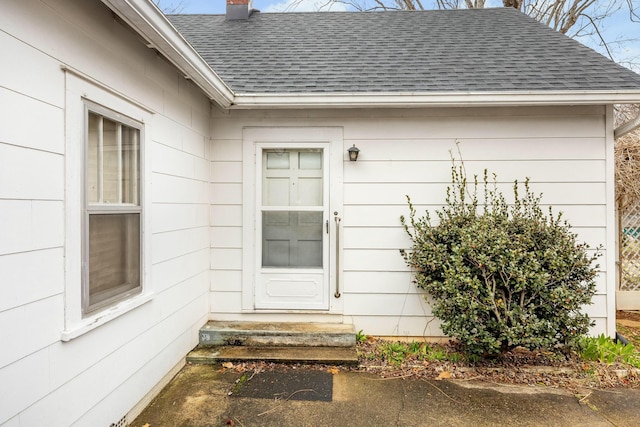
[616,104,640,207]
[153,0,187,14]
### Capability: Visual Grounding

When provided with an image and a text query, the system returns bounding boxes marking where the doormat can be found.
[231,370,332,402]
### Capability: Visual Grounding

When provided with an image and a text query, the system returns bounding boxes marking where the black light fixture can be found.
[348,144,360,162]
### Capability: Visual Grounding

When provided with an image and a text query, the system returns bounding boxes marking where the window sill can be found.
[61,292,154,342]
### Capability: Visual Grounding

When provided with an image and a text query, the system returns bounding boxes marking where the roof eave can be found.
[100,0,234,108]
[231,91,640,109]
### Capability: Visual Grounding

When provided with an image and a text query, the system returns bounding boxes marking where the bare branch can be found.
[582,13,615,60]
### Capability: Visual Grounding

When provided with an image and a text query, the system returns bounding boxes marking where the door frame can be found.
[242,127,344,313]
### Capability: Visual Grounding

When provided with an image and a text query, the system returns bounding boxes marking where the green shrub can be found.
[400,158,599,358]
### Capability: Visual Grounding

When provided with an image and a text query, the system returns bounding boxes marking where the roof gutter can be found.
[615,111,640,139]
[100,0,234,108]
[231,91,640,109]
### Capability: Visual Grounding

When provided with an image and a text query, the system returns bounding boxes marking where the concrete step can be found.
[198,321,356,348]
[187,346,359,366]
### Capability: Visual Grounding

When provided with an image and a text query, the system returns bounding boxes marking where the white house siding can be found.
[0,1,211,425]
[210,105,614,338]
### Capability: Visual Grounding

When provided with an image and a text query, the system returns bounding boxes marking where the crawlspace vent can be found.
[110,415,127,427]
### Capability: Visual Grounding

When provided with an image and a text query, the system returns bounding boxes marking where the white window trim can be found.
[62,72,153,341]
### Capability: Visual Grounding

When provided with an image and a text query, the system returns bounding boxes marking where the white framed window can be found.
[62,70,153,341]
[83,103,142,315]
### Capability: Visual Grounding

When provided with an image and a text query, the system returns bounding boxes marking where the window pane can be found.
[87,113,100,203]
[262,211,322,268]
[121,125,140,204]
[88,213,140,309]
[102,118,119,203]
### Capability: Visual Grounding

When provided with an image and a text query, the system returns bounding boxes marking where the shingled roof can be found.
[167,8,640,95]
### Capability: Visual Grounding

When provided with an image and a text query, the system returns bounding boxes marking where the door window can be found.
[261,149,323,268]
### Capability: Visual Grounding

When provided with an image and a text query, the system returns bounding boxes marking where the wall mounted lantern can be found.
[348,144,360,162]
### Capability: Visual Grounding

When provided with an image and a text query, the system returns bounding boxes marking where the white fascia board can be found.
[231,91,640,109]
[100,0,234,107]
[615,112,640,139]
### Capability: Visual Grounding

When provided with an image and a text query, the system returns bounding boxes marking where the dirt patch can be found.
[352,337,640,391]
[617,310,640,348]
[133,364,241,427]
[617,310,640,323]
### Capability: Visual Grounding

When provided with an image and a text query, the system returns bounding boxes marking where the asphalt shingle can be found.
[167,8,640,94]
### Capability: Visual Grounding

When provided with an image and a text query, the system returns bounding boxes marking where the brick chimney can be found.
[227,0,254,20]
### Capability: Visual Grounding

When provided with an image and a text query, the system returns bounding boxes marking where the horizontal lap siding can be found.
[342,109,609,337]
[0,1,211,425]
[0,9,67,427]
[209,138,243,308]
[210,106,610,337]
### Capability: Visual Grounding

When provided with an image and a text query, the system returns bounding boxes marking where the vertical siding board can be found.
[604,105,617,336]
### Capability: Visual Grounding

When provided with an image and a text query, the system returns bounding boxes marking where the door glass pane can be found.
[297,177,322,206]
[264,177,290,206]
[88,213,140,308]
[267,151,289,169]
[262,211,322,268]
[299,151,322,169]
[263,149,323,207]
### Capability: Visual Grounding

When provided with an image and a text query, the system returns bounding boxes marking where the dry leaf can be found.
[222,362,234,369]
[436,371,451,380]
[327,366,340,375]
[142,424,151,427]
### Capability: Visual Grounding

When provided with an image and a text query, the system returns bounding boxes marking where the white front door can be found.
[243,128,343,311]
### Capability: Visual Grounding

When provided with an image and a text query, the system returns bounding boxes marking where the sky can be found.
[158,0,348,13]
[157,0,639,70]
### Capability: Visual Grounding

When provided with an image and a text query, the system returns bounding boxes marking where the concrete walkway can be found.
[132,364,640,427]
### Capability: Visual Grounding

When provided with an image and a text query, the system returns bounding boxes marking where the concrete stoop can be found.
[187,321,358,366]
